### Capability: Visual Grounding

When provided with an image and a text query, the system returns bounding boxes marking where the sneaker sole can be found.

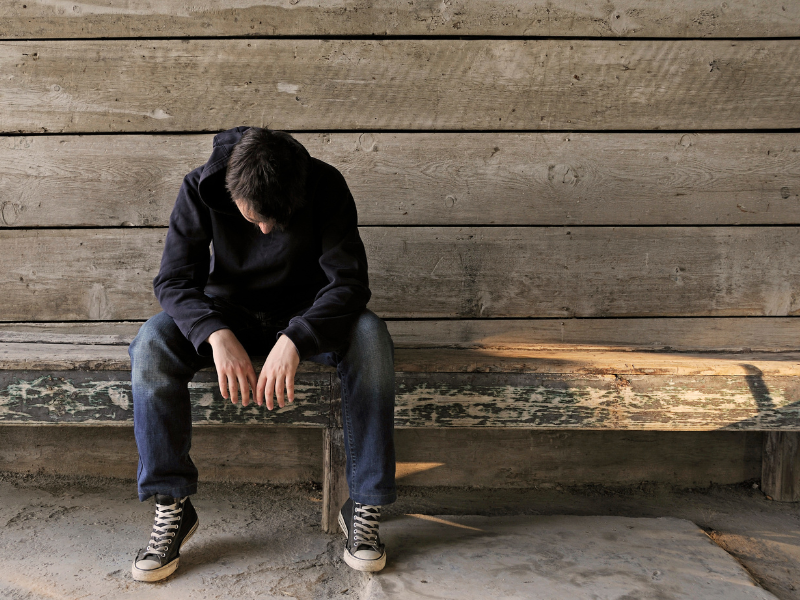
[342,547,387,572]
[337,511,386,572]
[131,518,199,582]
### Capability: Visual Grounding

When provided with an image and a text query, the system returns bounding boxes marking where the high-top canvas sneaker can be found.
[338,497,386,572]
[131,494,199,582]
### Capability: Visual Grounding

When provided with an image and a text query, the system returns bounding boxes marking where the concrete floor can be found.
[0,473,797,600]
[368,515,776,600]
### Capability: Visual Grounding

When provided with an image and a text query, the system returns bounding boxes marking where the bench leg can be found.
[322,375,349,533]
[762,432,800,502]
[322,427,348,533]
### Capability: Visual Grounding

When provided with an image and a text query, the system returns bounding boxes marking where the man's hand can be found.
[257,334,300,410]
[207,329,257,406]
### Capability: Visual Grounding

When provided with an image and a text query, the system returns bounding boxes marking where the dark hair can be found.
[225,128,310,230]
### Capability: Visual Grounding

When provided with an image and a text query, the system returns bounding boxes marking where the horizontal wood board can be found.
[392,372,800,430]
[2,227,800,321]
[4,317,800,352]
[2,40,799,132]
[0,370,332,426]
[0,426,762,488]
[2,343,800,376]
[2,133,799,227]
[392,429,763,487]
[3,1,798,38]
[2,368,798,430]
[0,425,324,483]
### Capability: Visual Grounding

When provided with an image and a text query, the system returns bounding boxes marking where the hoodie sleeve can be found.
[153,171,230,357]
[277,169,372,361]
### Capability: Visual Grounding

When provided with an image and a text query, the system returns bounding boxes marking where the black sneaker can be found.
[337,498,386,572]
[131,495,199,582]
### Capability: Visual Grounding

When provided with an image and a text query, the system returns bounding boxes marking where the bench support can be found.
[762,432,800,502]
[322,377,348,533]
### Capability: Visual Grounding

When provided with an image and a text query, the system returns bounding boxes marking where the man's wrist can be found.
[280,333,300,358]
[207,328,232,346]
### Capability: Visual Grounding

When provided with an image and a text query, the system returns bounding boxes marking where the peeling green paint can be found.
[0,371,331,426]
[1,371,799,430]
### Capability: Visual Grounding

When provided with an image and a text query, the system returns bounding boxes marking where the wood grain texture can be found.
[394,430,763,487]
[2,367,798,430]
[4,227,800,321]
[3,133,799,227]
[3,343,800,376]
[387,318,800,353]
[3,1,798,39]
[761,431,800,501]
[0,370,332,425]
[391,349,800,377]
[2,39,798,133]
[0,425,323,483]
[0,425,761,488]
[321,427,348,533]
[4,317,800,353]
[0,341,336,372]
[0,229,165,322]
[392,372,800,430]
[361,226,800,319]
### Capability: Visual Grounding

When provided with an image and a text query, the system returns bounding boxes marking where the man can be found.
[128,126,396,582]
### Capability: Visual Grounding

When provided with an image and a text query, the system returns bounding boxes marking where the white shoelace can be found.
[144,498,184,557]
[353,503,381,548]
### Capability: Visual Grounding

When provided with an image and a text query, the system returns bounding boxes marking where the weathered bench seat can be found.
[4,327,800,428]
[2,323,799,527]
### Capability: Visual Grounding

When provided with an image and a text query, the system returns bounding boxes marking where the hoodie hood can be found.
[197,126,253,215]
[197,126,313,219]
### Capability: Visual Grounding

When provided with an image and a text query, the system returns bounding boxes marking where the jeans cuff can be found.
[138,483,197,502]
[349,489,397,506]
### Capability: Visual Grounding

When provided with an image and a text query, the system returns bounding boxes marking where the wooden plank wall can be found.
[1,5,799,445]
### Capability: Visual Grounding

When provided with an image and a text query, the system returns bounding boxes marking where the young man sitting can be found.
[128,126,396,582]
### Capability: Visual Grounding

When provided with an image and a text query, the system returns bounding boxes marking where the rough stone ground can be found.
[0,473,797,599]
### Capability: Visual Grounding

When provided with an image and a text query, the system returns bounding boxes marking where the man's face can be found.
[233,198,278,235]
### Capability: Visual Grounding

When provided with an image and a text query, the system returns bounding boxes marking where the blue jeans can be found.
[129,296,397,506]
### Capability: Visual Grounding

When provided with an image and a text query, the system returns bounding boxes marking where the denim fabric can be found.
[129,295,397,506]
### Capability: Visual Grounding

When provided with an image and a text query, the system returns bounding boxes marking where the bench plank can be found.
[3,133,798,227]
[4,1,797,39]
[0,342,335,372]
[2,367,798,430]
[3,227,800,320]
[3,40,799,132]
[0,370,331,426]
[393,372,800,430]
[2,343,799,376]
[4,318,800,353]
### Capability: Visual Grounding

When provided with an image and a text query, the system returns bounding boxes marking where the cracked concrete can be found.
[0,473,797,599]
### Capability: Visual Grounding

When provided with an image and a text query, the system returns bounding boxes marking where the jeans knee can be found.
[351,309,394,360]
[129,312,189,379]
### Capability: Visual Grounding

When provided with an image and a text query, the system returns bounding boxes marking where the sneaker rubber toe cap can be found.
[134,557,162,571]
[353,547,383,561]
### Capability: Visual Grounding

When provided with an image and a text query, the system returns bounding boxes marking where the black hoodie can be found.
[152,126,372,360]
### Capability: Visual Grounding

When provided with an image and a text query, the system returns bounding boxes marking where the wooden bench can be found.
[2,2,800,531]
[3,318,800,529]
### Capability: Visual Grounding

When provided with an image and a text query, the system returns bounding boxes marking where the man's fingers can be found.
[237,372,251,406]
[247,370,259,406]
[256,372,267,407]
[276,374,285,409]
[229,375,239,405]
[265,375,275,411]
[218,371,228,399]
[286,375,295,404]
